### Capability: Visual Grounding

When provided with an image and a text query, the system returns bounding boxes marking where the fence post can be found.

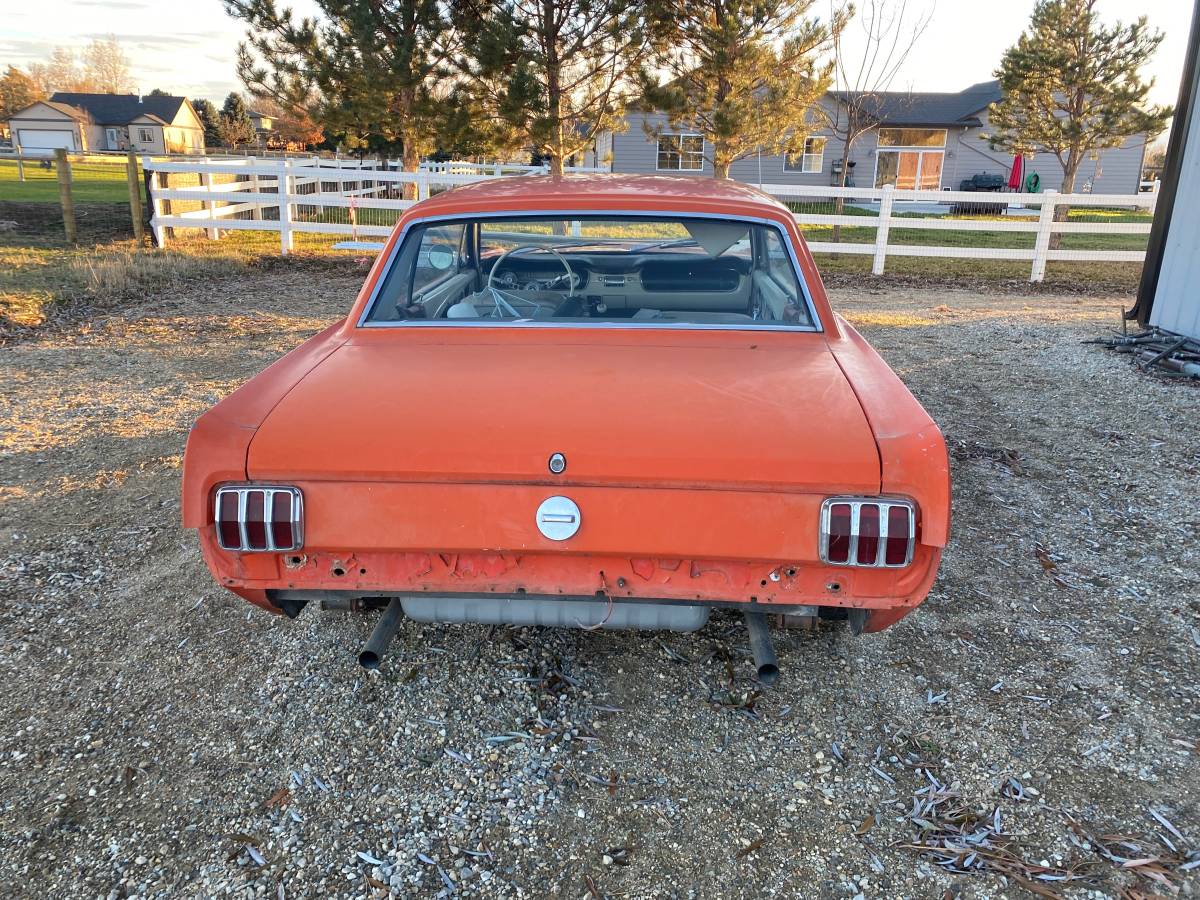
[871,184,894,276]
[279,160,294,255]
[200,157,218,240]
[125,150,144,244]
[144,156,165,247]
[417,174,430,202]
[1030,190,1058,282]
[55,148,77,245]
[14,140,24,182]
[247,157,262,221]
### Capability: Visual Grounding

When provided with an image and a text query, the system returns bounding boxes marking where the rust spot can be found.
[630,558,655,580]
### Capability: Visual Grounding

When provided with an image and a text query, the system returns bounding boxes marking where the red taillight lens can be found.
[244,490,267,550]
[271,491,294,550]
[827,503,852,563]
[214,486,303,552]
[217,491,241,548]
[885,505,911,566]
[856,504,880,565]
[821,498,915,568]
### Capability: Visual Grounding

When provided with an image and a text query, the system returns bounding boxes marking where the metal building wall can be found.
[1136,0,1200,338]
[1149,77,1200,339]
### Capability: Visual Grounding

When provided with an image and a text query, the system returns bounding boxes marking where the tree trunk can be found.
[713,158,730,179]
[401,141,421,202]
[831,143,852,248]
[549,154,564,177]
[1049,157,1080,251]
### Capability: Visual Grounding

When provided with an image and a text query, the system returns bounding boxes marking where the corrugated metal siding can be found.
[1150,93,1200,340]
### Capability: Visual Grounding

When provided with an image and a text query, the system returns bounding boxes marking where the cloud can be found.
[80,31,221,47]
[74,0,151,7]
[0,38,56,61]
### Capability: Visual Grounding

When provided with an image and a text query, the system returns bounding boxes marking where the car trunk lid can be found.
[247,335,880,493]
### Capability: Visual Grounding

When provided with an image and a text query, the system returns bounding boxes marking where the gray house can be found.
[594,81,1148,195]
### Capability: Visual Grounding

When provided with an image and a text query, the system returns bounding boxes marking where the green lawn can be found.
[791,204,1151,253]
[0,158,144,203]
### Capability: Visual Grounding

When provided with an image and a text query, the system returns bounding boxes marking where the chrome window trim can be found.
[818,497,916,568]
[215,485,304,553]
[355,209,823,333]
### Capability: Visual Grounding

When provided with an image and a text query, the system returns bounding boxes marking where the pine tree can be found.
[0,66,42,122]
[987,0,1171,196]
[219,92,256,147]
[191,99,224,147]
[453,0,648,176]
[225,0,455,181]
[639,0,846,178]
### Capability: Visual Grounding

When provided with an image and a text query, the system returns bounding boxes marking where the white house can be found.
[9,92,205,155]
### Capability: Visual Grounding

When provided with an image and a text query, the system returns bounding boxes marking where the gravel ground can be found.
[0,266,1197,899]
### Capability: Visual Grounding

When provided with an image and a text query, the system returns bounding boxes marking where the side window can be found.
[765,229,800,295]
[411,223,466,298]
[757,227,811,325]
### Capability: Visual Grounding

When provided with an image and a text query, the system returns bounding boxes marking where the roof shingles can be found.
[832,80,1002,128]
[48,93,190,126]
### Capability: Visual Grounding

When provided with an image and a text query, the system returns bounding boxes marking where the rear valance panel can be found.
[274,481,827,562]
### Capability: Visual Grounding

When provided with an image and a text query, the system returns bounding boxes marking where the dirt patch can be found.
[0,274,1197,898]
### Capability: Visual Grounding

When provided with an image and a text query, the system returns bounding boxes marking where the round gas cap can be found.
[548,452,566,474]
[536,495,581,541]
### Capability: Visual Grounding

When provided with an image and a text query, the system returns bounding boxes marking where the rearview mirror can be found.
[428,249,455,270]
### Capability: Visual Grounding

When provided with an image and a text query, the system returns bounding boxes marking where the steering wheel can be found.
[485,244,576,318]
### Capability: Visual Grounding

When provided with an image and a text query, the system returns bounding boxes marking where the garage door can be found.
[15,129,77,151]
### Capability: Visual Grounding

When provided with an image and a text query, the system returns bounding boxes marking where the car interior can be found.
[363,216,815,327]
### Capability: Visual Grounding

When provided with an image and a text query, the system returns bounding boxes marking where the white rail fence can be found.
[142,157,1157,281]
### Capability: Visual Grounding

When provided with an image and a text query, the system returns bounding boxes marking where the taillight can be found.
[820,498,915,568]
[214,485,303,552]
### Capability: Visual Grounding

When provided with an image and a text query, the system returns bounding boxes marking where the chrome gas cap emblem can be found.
[548,452,566,474]
[536,495,581,541]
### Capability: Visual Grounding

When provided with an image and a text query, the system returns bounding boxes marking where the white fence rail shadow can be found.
[142,157,1156,281]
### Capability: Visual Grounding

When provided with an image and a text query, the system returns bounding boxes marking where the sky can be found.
[0,0,1192,117]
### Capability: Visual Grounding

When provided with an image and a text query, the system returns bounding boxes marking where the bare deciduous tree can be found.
[826,0,933,240]
[26,38,135,95]
[82,36,135,94]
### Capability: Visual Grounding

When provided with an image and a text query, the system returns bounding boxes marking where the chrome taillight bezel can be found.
[819,497,916,568]
[214,485,304,552]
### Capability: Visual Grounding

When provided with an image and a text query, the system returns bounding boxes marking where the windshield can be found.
[362,215,815,328]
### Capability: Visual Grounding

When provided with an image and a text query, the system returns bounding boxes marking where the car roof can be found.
[409,173,790,219]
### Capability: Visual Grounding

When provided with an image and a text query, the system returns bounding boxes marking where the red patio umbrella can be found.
[1007,154,1025,191]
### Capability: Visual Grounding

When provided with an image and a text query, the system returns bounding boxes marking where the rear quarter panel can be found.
[181,322,347,528]
[826,314,951,548]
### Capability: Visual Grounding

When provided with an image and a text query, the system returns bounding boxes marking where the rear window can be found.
[362,215,816,328]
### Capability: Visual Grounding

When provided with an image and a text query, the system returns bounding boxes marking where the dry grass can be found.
[68,249,240,298]
[0,232,366,339]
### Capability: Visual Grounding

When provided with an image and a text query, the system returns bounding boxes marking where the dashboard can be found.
[483,253,753,312]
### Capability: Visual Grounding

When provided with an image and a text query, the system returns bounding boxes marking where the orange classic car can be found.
[182,174,949,680]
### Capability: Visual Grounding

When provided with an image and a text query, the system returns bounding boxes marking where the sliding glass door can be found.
[875,150,944,189]
[873,129,947,190]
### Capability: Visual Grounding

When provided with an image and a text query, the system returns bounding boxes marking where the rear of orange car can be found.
[181,176,949,679]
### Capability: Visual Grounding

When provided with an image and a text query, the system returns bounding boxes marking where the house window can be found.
[784,137,827,173]
[877,128,947,148]
[874,129,947,190]
[656,134,704,171]
[138,127,153,143]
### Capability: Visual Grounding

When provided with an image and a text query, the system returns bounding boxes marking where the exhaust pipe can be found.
[358,597,404,670]
[743,611,780,686]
